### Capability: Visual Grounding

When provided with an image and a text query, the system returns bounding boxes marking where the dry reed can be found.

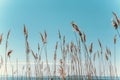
[4,30,11,80]
[112,12,120,25]
[23,25,31,80]
[0,33,3,44]
[0,18,118,80]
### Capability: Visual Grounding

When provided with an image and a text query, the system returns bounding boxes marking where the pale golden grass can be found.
[0,12,119,80]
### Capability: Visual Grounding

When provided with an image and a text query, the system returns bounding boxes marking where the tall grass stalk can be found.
[5,30,11,80]
[114,35,118,79]
[24,25,31,80]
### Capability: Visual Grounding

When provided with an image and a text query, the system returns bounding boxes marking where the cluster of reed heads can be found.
[0,12,119,80]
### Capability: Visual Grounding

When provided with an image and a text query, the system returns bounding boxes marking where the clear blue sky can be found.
[0,0,120,76]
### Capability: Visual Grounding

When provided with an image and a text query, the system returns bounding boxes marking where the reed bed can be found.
[0,12,119,80]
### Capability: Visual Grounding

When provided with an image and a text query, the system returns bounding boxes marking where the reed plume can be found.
[40,32,44,43]
[58,30,61,40]
[7,30,10,40]
[98,39,102,49]
[89,42,93,54]
[112,12,120,38]
[71,21,82,37]
[105,53,108,61]
[83,33,86,42]
[44,30,47,43]
[38,43,40,53]
[31,50,38,60]
[7,50,13,58]
[24,24,28,39]
[0,33,3,44]
[112,12,120,25]
[112,18,118,30]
